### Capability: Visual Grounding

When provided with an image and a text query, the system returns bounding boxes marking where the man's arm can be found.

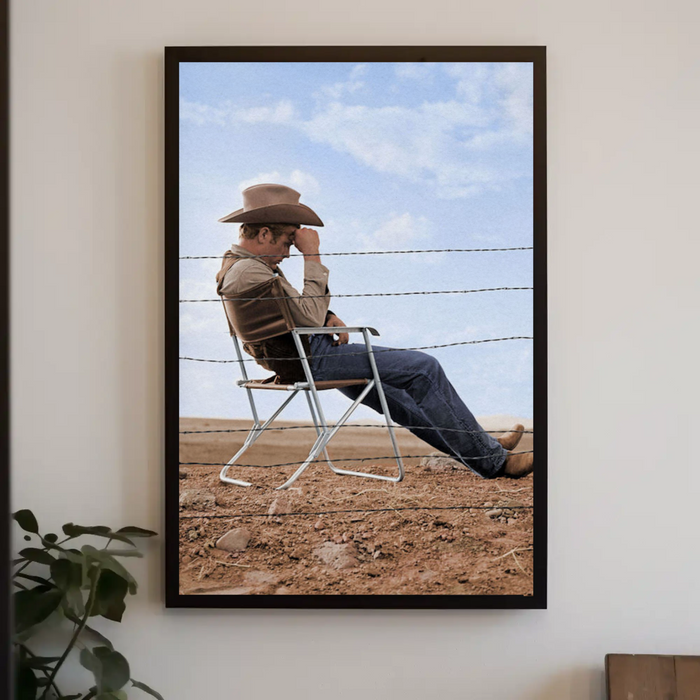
[324,312,350,346]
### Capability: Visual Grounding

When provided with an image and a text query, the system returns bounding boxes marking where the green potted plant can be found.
[12,509,163,700]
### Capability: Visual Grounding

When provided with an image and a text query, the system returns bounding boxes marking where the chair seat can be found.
[242,378,369,391]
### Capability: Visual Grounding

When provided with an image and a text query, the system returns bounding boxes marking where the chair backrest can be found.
[220,276,295,343]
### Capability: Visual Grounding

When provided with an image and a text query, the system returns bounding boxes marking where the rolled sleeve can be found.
[282,260,331,327]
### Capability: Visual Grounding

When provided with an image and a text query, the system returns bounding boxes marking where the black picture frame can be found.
[1,0,9,689]
[165,45,547,609]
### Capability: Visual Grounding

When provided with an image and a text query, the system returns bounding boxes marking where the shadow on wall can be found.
[533,667,605,700]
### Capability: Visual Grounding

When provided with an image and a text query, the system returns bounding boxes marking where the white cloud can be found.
[315,64,368,100]
[395,62,434,81]
[494,63,533,135]
[180,97,295,126]
[443,63,490,104]
[232,99,296,124]
[182,62,533,200]
[180,97,227,126]
[237,169,320,196]
[360,212,432,250]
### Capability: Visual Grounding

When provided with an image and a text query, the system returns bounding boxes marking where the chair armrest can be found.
[293,326,379,336]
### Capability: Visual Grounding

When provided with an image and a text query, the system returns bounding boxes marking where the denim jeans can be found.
[308,334,507,478]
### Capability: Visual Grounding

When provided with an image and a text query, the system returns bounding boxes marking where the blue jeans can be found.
[308,334,507,478]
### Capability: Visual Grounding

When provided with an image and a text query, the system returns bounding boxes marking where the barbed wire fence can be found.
[178,244,535,517]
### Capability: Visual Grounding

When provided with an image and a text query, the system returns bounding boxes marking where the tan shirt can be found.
[218,244,332,328]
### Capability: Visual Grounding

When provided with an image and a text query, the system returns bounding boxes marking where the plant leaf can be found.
[13,509,39,534]
[63,549,84,565]
[14,587,64,634]
[102,549,144,558]
[63,524,136,547]
[19,547,56,565]
[81,648,103,694]
[82,546,137,595]
[15,663,38,700]
[93,569,128,622]
[14,572,52,586]
[66,612,114,650]
[132,678,165,700]
[116,526,157,538]
[91,647,131,693]
[51,558,82,590]
[44,532,59,543]
[53,557,86,617]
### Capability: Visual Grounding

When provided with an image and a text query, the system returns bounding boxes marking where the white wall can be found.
[11,1,700,698]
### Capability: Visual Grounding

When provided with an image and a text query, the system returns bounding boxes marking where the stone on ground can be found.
[179,490,215,509]
[216,528,252,552]
[313,542,359,570]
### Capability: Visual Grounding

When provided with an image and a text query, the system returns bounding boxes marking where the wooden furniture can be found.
[606,654,700,699]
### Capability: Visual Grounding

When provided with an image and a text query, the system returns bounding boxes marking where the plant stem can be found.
[40,565,100,700]
[21,645,63,698]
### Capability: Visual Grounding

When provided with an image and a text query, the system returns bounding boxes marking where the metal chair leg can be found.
[305,391,336,470]
[219,391,299,486]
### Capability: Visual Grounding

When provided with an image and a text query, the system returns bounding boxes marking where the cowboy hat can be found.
[219,183,324,226]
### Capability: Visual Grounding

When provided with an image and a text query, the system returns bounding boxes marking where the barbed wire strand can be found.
[179,503,534,520]
[180,424,533,435]
[179,336,533,364]
[181,287,533,303]
[180,246,534,260]
[179,451,533,470]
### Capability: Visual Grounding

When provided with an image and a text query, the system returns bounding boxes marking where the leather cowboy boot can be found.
[502,451,534,478]
[497,423,525,451]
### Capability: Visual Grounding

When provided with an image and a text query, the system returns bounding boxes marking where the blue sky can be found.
[179,61,533,422]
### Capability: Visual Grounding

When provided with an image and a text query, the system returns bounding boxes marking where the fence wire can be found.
[179,451,533,470]
[179,503,534,520]
[181,287,532,302]
[179,336,533,364]
[180,424,532,435]
[180,246,534,260]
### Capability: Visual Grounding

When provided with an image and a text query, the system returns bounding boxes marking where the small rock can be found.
[314,519,325,530]
[275,586,291,595]
[187,529,199,541]
[179,469,189,480]
[484,502,494,508]
[216,528,252,552]
[179,490,215,510]
[268,496,290,516]
[486,509,503,519]
[244,571,277,586]
[420,453,463,472]
[372,550,383,560]
[313,542,359,570]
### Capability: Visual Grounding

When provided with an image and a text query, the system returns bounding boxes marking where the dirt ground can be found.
[178,418,534,597]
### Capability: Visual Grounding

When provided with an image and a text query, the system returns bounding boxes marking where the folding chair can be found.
[218,282,405,490]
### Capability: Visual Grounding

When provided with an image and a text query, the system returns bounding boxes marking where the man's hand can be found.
[293,227,321,260]
[325,314,349,346]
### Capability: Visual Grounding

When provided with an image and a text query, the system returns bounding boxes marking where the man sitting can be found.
[216,183,533,479]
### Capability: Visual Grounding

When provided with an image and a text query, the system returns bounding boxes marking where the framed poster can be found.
[165,46,547,608]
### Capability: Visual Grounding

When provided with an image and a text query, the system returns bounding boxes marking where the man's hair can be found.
[239,223,300,242]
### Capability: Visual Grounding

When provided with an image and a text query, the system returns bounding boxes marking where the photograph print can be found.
[166,46,547,608]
